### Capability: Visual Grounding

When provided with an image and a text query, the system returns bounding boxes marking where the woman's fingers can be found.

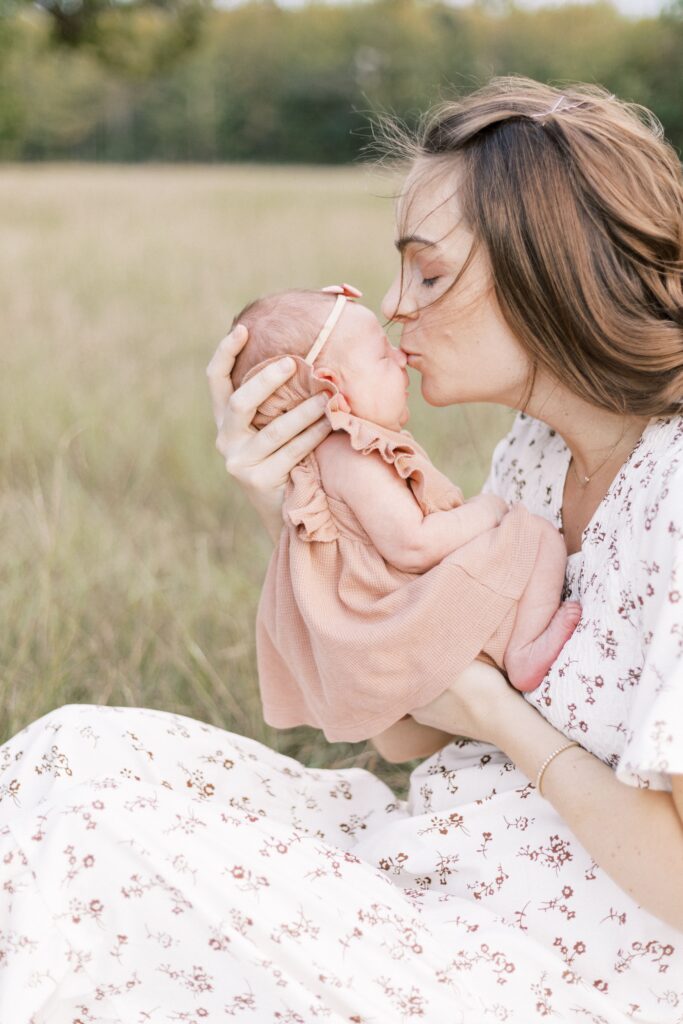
[225,356,298,428]
[253,417,332,486]
[248,392,330,463]
[206,324,249,428]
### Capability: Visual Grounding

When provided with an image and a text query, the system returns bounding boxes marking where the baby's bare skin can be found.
[316,432,506,572]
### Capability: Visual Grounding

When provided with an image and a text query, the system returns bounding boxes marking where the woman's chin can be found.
[420,376,450,407]
[420,375,476,407]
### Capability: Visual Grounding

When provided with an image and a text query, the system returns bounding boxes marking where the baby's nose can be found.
[394,346,408,368]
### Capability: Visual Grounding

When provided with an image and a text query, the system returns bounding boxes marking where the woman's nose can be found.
[381,273,417,322]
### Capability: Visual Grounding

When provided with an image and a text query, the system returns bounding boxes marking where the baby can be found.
[233,285,580,754]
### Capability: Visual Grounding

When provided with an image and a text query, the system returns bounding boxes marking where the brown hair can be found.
[231,289,338,390]
[386,77,683,417]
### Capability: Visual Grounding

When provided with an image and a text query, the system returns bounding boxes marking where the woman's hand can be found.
[415,660,683,929]
[410,658,519,745]
[206,324,332,542]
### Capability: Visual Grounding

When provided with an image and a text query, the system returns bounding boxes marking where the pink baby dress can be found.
[251,358,548,743]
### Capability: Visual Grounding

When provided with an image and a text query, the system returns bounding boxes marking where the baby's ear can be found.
[313,366,350,412]
[313,366,341,394]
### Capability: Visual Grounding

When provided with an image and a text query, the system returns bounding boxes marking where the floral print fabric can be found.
[484,413,683,789]
[1,413,682,1023]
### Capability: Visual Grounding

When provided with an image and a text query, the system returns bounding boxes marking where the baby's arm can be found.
[316,433,507,573]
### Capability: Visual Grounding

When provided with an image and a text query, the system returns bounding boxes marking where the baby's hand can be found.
[466,493,509,529]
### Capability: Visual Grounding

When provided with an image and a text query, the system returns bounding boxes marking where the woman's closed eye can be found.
[422,276,440,288]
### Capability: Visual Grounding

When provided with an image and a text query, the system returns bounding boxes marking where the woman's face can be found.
[381,159,532,409]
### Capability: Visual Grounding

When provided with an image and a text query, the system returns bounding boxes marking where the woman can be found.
[1,78,682,1022]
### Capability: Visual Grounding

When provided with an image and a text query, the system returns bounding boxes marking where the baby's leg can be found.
[504,519,581,692]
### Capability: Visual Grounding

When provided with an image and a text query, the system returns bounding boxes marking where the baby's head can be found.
[232,289,410,430]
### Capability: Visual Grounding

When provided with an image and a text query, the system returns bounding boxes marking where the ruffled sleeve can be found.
[325,395,464,515]
[617,459,683,790]
[285,457,340,543]
[243,355,463,529]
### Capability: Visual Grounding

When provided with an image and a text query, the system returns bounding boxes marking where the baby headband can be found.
[304,283,363,365]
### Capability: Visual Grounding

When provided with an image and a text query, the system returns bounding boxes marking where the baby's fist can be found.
[469,493,509,528]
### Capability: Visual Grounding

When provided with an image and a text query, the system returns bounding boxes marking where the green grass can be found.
[0,164,514,788]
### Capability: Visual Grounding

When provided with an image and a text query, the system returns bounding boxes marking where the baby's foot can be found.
[505,602,582,693]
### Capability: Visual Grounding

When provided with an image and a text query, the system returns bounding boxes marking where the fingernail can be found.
[278,357,294,372]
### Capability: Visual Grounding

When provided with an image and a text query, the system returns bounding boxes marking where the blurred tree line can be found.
[0,0,681,162]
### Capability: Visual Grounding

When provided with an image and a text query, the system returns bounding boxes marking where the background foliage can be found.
[1,0,682,163]
[0,163,512,788]
[2,0,681,785]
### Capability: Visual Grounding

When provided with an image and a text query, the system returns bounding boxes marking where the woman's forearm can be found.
[262,508,283,545]
[240,485,283,545]
[489,696,683,930]
[371,717,453,763]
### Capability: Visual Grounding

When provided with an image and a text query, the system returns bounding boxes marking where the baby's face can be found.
[318,304,410,430]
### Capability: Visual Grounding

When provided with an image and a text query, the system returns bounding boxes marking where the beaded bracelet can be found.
[535,741,581,797]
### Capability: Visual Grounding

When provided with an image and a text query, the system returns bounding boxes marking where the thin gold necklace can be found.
[570,422,629,488]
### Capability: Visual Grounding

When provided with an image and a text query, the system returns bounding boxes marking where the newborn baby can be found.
[232,285,580,748]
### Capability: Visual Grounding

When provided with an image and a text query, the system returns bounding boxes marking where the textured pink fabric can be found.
[250,358,550,743]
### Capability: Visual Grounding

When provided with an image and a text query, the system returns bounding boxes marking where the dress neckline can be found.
[555,417,656,559]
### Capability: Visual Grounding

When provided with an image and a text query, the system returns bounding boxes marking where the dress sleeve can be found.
[480,437,507,497]
[617,461,683,789]
[480,413,527,499]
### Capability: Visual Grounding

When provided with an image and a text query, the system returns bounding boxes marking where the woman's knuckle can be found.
[242,466,262,490]
[229,389,251,415]
[223,452,242,476]
[263,420,286,448]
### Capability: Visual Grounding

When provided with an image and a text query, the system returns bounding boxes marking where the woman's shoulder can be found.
[490,411,558,463]
[579,415,683,566]
[482,412,566,507]
[629,415,683,529]
[631,415,683,490]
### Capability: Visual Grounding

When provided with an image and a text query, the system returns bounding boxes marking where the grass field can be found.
[0,164,514,787]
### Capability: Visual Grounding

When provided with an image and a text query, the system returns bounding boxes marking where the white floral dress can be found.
[1,413,682,1024]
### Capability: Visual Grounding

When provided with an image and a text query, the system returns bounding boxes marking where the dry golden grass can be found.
[0,164,514,788]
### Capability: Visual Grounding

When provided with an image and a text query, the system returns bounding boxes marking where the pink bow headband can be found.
[304,283,363,365]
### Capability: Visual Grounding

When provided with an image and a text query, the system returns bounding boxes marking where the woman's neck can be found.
[521,377,650,480]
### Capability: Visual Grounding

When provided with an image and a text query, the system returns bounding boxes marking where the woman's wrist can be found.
[247,489,284,545]
[486,688,582,784]
[412,660,521,746]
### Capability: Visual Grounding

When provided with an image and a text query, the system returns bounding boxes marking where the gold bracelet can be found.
[535,741,581,797]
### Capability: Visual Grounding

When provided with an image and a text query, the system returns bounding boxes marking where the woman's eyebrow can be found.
[395,234,439,253]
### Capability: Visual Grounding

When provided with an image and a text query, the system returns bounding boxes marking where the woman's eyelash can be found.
[422,277,440,288]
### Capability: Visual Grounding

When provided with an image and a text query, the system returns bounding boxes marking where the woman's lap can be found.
[0,705,476,1023]
[0,705,634,1023]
